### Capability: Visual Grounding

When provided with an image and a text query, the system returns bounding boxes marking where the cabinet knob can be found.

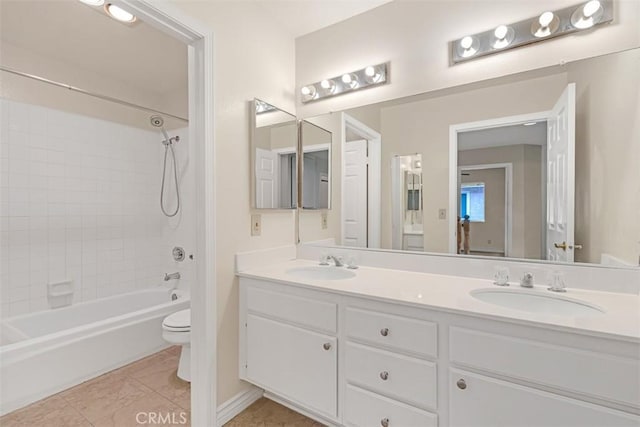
[457,379,467,390]
[381,418,389,427]
[380,328,389,337]
[379,371,389,381]
[323,343,332,351]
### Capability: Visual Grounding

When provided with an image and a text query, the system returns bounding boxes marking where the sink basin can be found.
[286,266,356,281]
[470,289,604,316]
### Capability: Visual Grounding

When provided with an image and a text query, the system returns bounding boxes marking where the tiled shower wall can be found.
[0,98,193,317]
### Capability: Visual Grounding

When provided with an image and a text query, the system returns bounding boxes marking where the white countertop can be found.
[238,259,640,342]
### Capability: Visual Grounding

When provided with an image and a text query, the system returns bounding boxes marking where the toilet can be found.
[162,309,191,382]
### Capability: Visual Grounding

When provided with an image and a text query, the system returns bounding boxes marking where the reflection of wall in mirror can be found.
[459,145,543,259]
[298,113,342,243]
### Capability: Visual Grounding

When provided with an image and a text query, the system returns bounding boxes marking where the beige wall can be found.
[459,145,543,258]
[461,168,506,253]
[569,48,640,264]
[296,0,640,118]
[168,1,296,405]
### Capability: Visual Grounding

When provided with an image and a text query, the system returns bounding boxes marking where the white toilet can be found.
[162,309,191,382]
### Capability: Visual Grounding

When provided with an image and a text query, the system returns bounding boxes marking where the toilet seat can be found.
[163,309,190,332]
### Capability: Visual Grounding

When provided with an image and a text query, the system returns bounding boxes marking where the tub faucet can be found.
[164,272,181,281]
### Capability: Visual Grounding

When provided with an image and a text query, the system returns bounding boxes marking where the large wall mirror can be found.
[250,99,298,209]
[298,48,640,268]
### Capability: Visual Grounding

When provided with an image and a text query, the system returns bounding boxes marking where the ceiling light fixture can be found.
[451,0,613,64]
[105,3,137,23]
[571,0,604,29]
[300,62,389,103]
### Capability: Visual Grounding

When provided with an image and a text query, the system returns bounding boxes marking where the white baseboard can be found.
[216,386,264,426]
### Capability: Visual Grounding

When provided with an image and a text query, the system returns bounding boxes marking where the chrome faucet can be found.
[520,272,534,288]
[328,255,344,267]
[164,272,181,281]
[548,271,566,293]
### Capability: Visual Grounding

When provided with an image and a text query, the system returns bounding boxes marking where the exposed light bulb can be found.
[105,3,136,22]
[341,74,352,84]
[494,25,508,40]
[460,36,474,49]
[583,0,601,17]
[320,80,331,89]
[301,85,317,98]
[539,11,554,27]
[365,66,376,77]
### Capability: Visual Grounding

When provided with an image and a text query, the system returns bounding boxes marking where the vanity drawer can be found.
[345,384,438,427]
[246,286,337,333]
[450,327,640,408]
[345,342,437,411]
[346,307,437,358]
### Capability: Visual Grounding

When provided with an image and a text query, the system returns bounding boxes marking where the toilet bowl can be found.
[162,308,191,382]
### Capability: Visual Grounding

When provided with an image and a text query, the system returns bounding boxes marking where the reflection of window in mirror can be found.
[460,183,485,222]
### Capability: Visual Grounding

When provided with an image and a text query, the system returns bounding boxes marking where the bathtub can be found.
[0,287,189,415]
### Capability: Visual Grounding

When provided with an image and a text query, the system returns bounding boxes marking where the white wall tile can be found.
[1,98,194,316]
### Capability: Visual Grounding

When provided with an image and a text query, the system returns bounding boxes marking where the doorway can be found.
[341,113,382,248]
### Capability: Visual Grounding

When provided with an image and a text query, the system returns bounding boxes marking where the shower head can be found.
[150,115,164,128]
[150,115,171,142]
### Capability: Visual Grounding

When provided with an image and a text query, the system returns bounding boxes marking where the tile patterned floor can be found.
[0,346,322,426]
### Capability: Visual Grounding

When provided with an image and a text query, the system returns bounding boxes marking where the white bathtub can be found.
[0,287,189,415]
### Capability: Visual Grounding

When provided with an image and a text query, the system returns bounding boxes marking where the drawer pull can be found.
[457,379,467,390]
[380,328,389,336]
[323,343,332,351]
[379,371,389,381]
[381,417,390,427]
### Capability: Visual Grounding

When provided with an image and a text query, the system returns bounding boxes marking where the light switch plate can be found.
[321,212,328,229]
[251,214,261,236]
[438,208,447,220]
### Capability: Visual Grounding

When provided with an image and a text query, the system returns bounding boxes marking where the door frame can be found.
[341,113,382,248]
[448,111,549,255]
[117,2,216,425]
[458,163,513,257]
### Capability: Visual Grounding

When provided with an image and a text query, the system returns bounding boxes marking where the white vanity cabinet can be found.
[239,276,640,427]
[240,279,339,419]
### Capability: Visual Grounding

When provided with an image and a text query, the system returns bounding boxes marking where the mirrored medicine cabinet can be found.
[251,99,332,211]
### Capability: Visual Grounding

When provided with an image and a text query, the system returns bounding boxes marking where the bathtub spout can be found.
[164,272,181,281]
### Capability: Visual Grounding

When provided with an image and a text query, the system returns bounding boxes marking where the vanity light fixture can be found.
[492,25,515,49]
[523,122,538,126]
[255,99,276,114]
[105,3,137,23]
[79,0,105,5]
[300,62,389,103]
[320,79,337,94]
[451,0,613,64]
[571,0,604,29]
[300,84,318,101]
[532,11,559,38]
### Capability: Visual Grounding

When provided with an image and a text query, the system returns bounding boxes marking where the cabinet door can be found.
[450,369,639,427]
[246,314,337,418]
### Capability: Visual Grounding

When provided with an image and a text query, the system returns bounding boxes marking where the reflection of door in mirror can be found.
[392,154,423,251]
[453,83,575,261]
[251,99,298,209]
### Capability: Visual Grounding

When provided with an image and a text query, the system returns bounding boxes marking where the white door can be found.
[546,83,576,262]
[255,147,277,209]
[246,314,338,418]
[343,139,368,247]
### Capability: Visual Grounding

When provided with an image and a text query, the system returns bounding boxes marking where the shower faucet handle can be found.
[164,272,181,281]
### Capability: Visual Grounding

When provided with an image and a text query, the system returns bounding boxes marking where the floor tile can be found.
[0,395,91,427]
[92,391,190,427]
